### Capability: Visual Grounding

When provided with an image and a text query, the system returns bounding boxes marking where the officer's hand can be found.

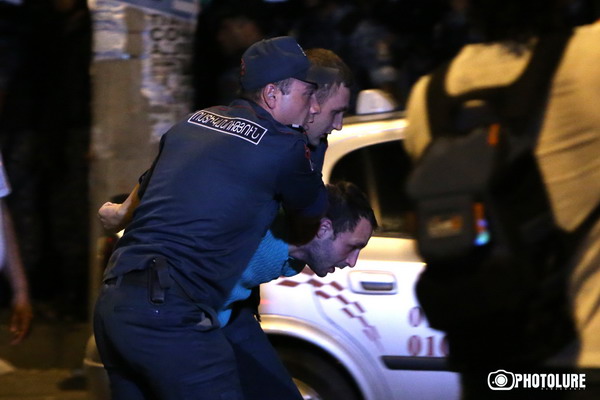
[98,202,128,233]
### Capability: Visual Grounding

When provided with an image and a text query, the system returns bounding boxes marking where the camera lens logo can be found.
[488,370,515,390]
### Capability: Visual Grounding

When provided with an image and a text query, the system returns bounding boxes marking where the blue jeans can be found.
[93,273,243,400]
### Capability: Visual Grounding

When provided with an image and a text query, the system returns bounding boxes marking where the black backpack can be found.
[406,31,599,369]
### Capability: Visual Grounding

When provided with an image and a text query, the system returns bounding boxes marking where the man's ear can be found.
[316,218,334,239]
[262,84,278,109]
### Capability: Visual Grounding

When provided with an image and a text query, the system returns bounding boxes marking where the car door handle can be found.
[349,271,397,294]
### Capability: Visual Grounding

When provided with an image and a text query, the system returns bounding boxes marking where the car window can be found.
[329,140,414,238]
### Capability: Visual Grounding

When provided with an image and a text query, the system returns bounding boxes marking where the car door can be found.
[320,138,460,399]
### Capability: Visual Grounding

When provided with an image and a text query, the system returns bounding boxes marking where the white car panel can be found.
[321,112,408,182]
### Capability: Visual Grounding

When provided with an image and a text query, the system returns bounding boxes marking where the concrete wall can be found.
[87,2,197,312]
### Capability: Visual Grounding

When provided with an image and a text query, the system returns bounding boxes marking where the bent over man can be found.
[221,181,376,400]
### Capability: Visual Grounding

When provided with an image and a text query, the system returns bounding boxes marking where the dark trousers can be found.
[93,272,244,400]
[222,306,303,400]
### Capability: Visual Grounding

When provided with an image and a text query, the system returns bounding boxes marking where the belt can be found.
[103,257,220,329]
[105,268,149,287]
[105,258,174,304]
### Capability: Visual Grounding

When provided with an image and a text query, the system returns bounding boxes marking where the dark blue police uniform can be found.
[93,98,326,400]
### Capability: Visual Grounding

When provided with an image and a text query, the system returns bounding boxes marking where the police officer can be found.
[94,36,331,400]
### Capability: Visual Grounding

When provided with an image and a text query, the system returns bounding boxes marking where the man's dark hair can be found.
[326,181,377,235]
[467,0,569,42]
[306,48,354,103]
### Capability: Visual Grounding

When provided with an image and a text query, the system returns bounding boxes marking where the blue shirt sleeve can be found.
[217,230,304,326]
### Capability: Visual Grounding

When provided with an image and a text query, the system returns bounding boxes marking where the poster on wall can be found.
[89,0,201,141]
[119,0,198,20]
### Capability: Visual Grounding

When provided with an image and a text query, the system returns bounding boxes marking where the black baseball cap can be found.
[240,36,337,91]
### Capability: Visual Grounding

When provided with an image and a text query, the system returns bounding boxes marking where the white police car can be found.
[84,93,461,400]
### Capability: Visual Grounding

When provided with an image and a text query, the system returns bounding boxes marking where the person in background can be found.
[0,153,32,347]
[213,9,266,105]
[0,1,32,362]
[1,0,91,321]
[404,0,600,398]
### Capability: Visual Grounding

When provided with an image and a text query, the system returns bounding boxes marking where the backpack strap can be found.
[426,30,572,139]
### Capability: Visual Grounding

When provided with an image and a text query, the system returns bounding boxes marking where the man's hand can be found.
[2,202,33,345]
[9,297,32,345]
[98,201,128,233]
[98,184,140,233]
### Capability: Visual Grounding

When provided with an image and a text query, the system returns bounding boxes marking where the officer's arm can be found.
[278,139,328,245]
[97,134,166,233]
[98,184,140,234]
